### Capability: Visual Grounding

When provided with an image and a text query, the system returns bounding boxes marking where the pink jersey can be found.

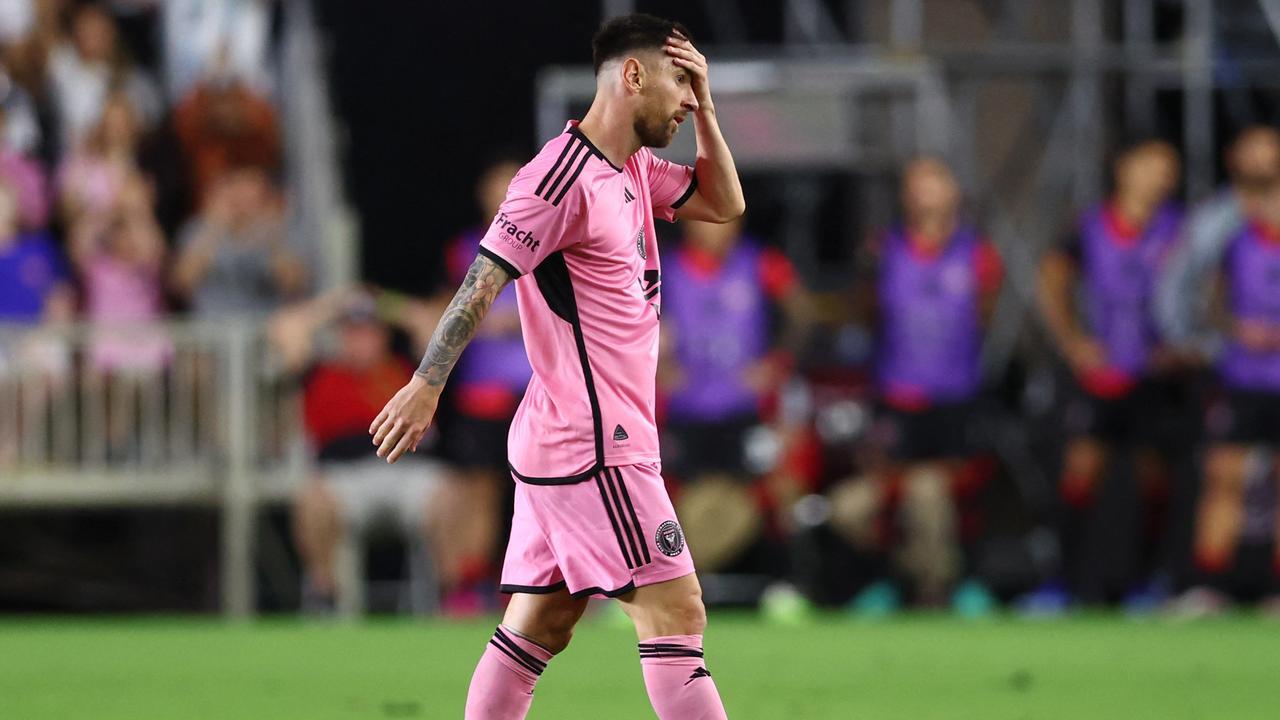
[478,121,696,483]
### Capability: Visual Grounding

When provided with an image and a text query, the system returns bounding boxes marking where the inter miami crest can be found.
[655,520,685,557]
[636,228,647,259]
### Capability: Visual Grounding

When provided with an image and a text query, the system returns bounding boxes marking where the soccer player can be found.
[369,14,743,720]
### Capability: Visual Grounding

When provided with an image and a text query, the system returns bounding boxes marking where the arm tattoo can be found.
[415,255,512,386]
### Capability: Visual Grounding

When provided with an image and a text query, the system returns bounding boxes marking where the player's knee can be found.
[528,605,581,655]
[662,586,707,635]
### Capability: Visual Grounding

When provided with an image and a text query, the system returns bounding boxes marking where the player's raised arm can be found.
[665,30,746,224]
[369,254,512,462]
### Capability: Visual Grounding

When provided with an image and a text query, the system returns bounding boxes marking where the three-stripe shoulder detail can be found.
[534,135,593,207]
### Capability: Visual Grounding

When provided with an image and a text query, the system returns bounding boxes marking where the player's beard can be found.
[635,105,677,148]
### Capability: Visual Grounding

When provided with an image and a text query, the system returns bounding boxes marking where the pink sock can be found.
[464,625,553,720]
[638,635,727,720]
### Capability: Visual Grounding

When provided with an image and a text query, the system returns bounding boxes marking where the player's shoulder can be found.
[506,128,614,209]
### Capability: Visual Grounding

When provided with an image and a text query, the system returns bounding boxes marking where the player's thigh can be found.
[501,588,590,653]
[616,571,706,639]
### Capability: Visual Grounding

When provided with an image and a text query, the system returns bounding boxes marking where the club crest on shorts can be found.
[636,227,647,259]
[655,520,684,557]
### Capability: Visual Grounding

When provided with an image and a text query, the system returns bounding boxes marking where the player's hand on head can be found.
[665,30,711,108]
[368,374,439,463]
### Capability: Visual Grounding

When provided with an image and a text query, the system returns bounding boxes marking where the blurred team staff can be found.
[435,154,532,614]
[658,216,801,573]
[1175,173,1280,616]
[1038,139,1184,605]
[829,157,1002,608]
[1158,127,1280,359]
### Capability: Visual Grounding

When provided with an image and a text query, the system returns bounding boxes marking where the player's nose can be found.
[683,92,698,112]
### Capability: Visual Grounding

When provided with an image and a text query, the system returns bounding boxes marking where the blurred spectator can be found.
[173,74,278,208]
[56,88,139,224]
[170,162,305,316]
[0,178,68,323]
[0,63,42,155]
[0,175,69,466]
[291,290,447,612]
[1170,176,1280,618]
[659,216,800,573]
[1036,139,1183,609]
[828,157,1002,612]
[69,170,168,374]
[47,2,162,155]
[0,102,46,229]
[435,155,529,614]
[163,0,274,99]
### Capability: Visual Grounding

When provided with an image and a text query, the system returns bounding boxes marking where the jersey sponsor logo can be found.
[613,424,629,441]
[493,211,541,254]
[636,227,647,259]
[655,520,685,557]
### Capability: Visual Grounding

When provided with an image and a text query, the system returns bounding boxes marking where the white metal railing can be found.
[0,318,307,616]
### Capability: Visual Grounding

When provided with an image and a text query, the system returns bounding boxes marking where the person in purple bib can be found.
[835,157,1003,610]
[659,216,801,572]
[435,154,533,615]
[1177,175,1280,616]
[1038,139,1183,608]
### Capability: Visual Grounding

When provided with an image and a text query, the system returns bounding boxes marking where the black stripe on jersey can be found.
[551,151,592,207]
[671,172,699,210]
[612,467,652,564]
[568,126,624,172]
[493,628,548,673]
[477,246,522,279]
[605,470,645,569]
[540,141,587,203]
[644,285,660,301]
[535,137,577,198]
[509,250,606,485]
[596,472,635,569]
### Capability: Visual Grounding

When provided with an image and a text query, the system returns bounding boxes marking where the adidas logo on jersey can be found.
[493,211,540,253]
[624,187,635,203]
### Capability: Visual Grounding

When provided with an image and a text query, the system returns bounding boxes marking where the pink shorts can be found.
[499,463,695,598]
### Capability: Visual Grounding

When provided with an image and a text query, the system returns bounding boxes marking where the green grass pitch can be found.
[1,612,1277,719]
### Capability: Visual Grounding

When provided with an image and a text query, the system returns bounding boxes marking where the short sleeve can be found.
[645,150,696,222]
[478,189,580,278]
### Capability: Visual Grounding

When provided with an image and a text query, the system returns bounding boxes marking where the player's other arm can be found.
[665,31,745,224]
[369,254,513,462]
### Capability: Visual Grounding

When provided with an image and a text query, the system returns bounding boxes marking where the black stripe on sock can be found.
[605,470,645,568]
[638,647,705,658]
[541,141,586,202]
[535,138,576,197]
[596,472,635,568]
[493,628,547,673]
[613,467,651,565]
[489,639,543,676]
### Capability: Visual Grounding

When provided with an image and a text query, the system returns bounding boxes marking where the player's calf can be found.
[620,575,727,720]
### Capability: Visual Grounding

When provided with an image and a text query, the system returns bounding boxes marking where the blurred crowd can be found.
[4,3,1280,622]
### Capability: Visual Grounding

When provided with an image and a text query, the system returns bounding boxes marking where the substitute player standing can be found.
[369,14,743,720]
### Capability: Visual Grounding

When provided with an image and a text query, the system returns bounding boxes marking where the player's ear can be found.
[622,56,645,94]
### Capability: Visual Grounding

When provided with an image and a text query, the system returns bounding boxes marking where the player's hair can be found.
[592,13,692,75]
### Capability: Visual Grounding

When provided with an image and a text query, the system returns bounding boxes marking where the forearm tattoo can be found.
[415,255,511,386]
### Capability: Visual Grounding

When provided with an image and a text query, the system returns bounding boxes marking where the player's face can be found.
[634,55,695,148]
